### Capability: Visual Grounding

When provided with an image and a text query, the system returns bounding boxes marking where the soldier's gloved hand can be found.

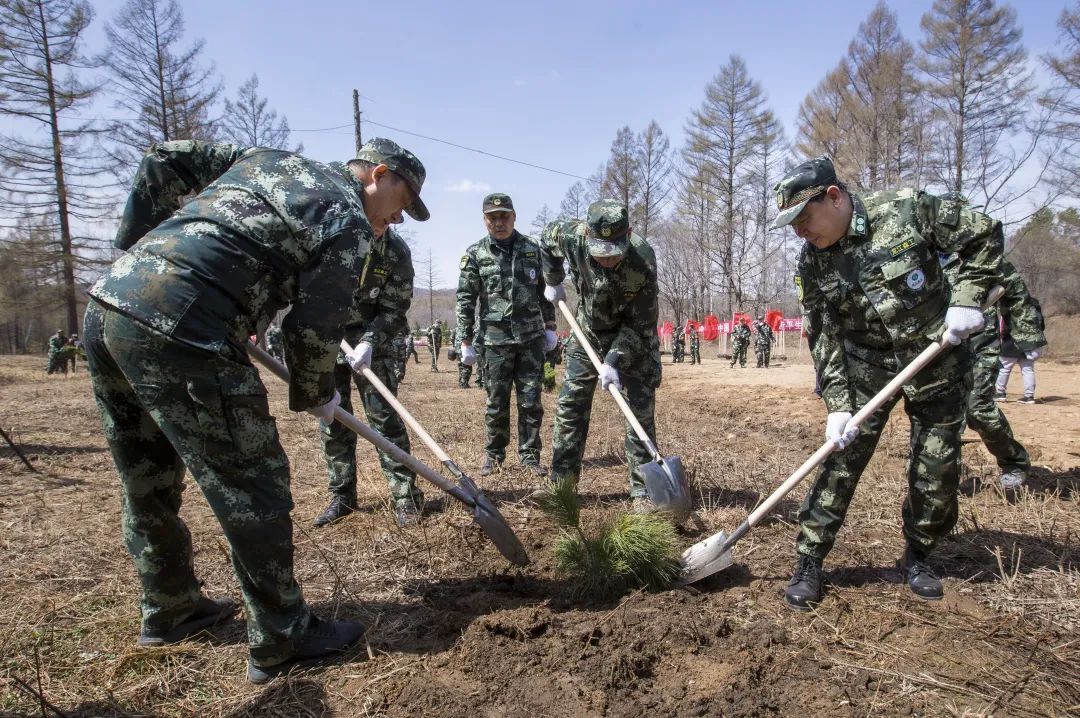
[599,363,622,391]
[460,343,477,366]
[544,330,559,352]
[307,390,341,423]
[826,411,860,449]
[942,306,985,346]
[544,284,566,304]
[345,341,373,371]
[1025,349,1042,361]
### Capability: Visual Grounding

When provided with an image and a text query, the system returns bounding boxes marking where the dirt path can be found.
[1,353,1077,717]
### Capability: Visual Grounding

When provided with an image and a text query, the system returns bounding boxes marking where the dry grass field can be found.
[1,346,1077,717]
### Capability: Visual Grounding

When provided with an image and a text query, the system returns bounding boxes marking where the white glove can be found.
[826,411,860,449]
[599,363,621,391]
[345,341,373,371]
[1025,349,1041,361]
[942,306,985,346]
[544,330,558,352]
[307,390,341,423]
[460,343,478,366]
[544,284,566,304]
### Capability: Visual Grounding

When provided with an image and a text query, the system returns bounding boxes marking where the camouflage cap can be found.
[356,137,430,222]
[586,199,630,258]
[482,193,514,213]
[769,156,837,230]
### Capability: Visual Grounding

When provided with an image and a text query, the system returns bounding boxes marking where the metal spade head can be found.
[455,474,530,567]
[678,530,734,585]
[642,455,691,524]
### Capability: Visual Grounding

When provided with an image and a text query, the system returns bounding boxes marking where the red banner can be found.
[765,309,783,332]
[702,314,719,340]
[778,317,803,331]
[732,312,752,329]
[658,322,674,338]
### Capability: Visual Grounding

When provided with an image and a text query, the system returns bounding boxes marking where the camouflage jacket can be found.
[797,189,1002,413]
[732,323,751,346]
[265,325,283,354]
[456,230,555,346]
[752,320,774,346]
[338,227,413,360]
[89,140,377,412]
[942,255,1046,359]
[48,334,67,354]
[427,324,442,347]
[689,332,700,350]
[541,220,661,383]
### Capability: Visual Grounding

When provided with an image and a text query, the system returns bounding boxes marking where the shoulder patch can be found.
[793,273,803,302]
[459,255,470,270]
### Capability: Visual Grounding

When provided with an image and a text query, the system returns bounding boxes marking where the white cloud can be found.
[445,179,492,193]
[512,78,527,87]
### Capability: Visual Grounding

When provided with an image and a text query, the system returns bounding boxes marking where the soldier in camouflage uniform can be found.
[265,324,285,365]
[316,224,425,528]
[81,137,430,682]
[405,332,419,364]
[753,316,774,368]
[457,193,557,476]
[773,157,1001,610]
[671,327,684,363]
[427,321,442,371]
[730,319,751,367]
[541,200,662,510]
[689,327,702,364]
[46,329,68,375]
[941,254,1046,489]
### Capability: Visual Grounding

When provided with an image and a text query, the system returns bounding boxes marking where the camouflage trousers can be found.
[458,361,472,388]
[320,359,423,509]
[552,346,658,497]
[755,342,771,368]
[82,301,311,667]
[46,350,68,375]
[483,337,545,464]
[731,341,749,367]
[797,342,971,560]
[428,343,440,371]
[671,343,684,363]
[965,350,1029,473]
[689,345,701,364]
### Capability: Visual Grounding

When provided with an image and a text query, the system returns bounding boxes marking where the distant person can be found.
[405,332,419,364]
[46,329,68,375]
[265,324,285,364]
[730,319,751,368]
[753,316,774,368]
[67,333,81,373]
[83,137,430,682]
[689,327,702,364]
[995,289,1046,406]
[774,155,1000,611]
[456,193,556,477]
[671,327,685,363]
[427,321,442,372]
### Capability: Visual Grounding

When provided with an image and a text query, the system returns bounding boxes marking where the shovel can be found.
[555,299,691,523]
[247,340,529,567]
[679,285,1006,585]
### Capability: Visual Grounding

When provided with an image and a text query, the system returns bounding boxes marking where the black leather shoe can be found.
[313,495,356,528]
[138,596,239,647]
[901,547,943,600]
[394,502,421,527]
[479,456,500,476]
[784,555,825,612]
[247,616,366,684]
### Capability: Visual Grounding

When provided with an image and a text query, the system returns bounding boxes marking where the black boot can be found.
[901,547,943,600]
[479,455,500,476]
[247,615,366,683]
[313,495,355,528]
[784,554,825,611]
[138,596,239,647]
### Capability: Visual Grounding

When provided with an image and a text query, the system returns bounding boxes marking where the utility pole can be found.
[352,89,362,153]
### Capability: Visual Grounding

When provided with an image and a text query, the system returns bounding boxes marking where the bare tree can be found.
[221,74,300,151]
[1041,2,1080,197]
[635,120,673,240]
[602,126,641,211]
[559,181,588,219]
[101,0,221,175]
[0,0,111,334]
[414,248,441,326]
[530,203,555,239]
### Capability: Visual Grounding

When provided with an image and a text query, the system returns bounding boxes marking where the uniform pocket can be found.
[187,361,272,458]
[879,251,942,311]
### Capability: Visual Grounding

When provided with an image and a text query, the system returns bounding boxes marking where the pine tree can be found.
[221,74,300,151]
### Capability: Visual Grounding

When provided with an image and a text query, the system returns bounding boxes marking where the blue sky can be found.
[33,1,1078,284]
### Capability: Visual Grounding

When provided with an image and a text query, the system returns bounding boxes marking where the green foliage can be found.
[537,480,681,595]
[542,362,557,392]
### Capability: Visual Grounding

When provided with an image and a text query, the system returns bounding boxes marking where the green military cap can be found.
[586,199,630,257]
[482,193,514,213]
[769,156,838,230]
[356,137,430,222]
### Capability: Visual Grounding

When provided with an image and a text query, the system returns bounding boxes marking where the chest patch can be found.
[905,268,926,291]
[369,287,381,299]
[889,238,917,257]
[528,268,536,281]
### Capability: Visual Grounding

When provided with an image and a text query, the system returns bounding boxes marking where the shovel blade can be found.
[642,455,691,524]
[456,474,530,567]
[678,531,733,585]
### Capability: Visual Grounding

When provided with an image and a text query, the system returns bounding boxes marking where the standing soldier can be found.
[540,200,662,510]
[753,315,775,368]
[46,329,68,375]
[427,321,442,371]
[689,327,701,364]
[265,323,285,365]
[457,193,557,477]
[316,221,425,529]
[67,333,81,373]
[671,327,684,363]
[730,319,751,368]
[942,254,1046,489]
[773,156,1001,610]
[81,137,430,682]
[405,332,419,365]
